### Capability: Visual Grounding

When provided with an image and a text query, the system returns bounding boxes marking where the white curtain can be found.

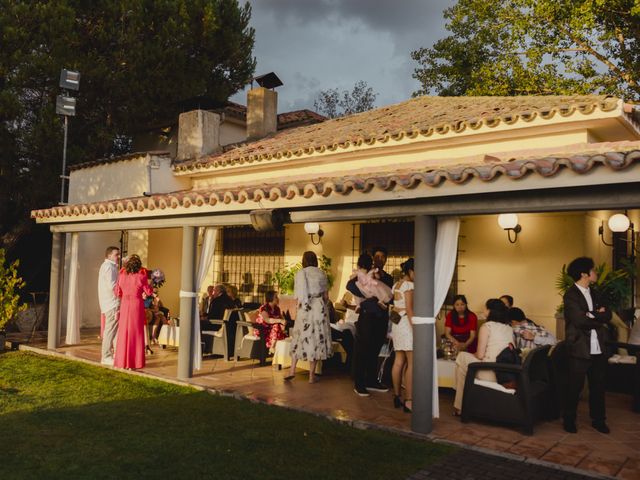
[65,232,81,345]
[192,227,218,371]
[431,216,461,418]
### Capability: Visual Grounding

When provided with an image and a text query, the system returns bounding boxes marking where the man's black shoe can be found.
[592,421,610,434]
[353,386,370,397]
[366,382,389,393]
[563,420,577,433]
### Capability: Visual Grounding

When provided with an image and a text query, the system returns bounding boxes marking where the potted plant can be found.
[0,249,27,351]
[274,255,334,295]
[555,261,634,315]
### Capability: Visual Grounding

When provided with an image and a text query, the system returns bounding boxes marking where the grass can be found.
[0,351,453,479]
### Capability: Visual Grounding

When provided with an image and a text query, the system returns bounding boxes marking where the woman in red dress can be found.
[255,290,287,352]
[114,255,153,370]
[444,294,478,354]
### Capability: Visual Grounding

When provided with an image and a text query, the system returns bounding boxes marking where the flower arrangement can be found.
[150,269,166,289]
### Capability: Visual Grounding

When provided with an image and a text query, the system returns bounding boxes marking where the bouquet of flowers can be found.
[150,269,166,289]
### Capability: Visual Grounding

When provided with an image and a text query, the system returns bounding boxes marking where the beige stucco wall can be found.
[458,213,588,335]
[69,154,188,204]
[283,222,356,302]
[147,228,183,314]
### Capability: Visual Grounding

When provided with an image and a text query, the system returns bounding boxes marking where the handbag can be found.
[495,343,521,386]
[389,307,402,325]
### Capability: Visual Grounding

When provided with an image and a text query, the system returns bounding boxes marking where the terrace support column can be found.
[412,215,436,434]
[178,226,197,380]
[47,232,66,350]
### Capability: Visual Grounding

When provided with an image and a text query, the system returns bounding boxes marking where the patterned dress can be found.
[255,303,286,350]
[290,266,333,362]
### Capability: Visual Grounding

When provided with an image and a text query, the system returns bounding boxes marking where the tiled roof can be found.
[31,141,640,221]
[69,151,171,172]
[222,101,326,129]
[174,95,621,173]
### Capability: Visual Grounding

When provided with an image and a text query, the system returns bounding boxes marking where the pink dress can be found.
[114,269,153,369]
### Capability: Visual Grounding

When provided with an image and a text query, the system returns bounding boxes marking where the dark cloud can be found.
[231,0,454,111]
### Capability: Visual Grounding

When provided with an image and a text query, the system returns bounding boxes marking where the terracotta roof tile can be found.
[31,141,640,221]
[174,95,620,173]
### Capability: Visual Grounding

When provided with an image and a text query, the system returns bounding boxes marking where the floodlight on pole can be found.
[59,69,80,91]
[57,69,80,204]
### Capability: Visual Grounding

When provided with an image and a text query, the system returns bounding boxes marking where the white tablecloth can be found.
[157,325,179,347]
[272,338,346,373]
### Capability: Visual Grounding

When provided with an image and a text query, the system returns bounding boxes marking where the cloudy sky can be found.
[230,0,454,112]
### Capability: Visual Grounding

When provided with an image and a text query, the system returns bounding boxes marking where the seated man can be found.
[508,307,556,350]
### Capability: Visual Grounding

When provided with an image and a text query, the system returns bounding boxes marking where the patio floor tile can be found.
[24,329,640,480]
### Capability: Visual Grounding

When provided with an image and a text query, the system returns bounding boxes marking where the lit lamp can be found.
[304,223,324,245]
[498,213,521,244]
[599,213,637,252]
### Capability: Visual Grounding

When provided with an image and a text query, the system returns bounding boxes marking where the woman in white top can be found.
[287,251,333,384]
[453,299,514,415]
[391,258,415,413]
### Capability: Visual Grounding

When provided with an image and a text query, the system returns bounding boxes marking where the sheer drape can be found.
[65,232,81,345]
[431,216,461,418]
[192,228,217,371]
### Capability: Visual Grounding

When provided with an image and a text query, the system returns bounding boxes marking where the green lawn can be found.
[0,352,452,479]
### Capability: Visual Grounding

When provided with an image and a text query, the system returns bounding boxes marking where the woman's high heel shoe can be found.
[403,399,412,413]
[146,345,154,355]
[393,395,403,409]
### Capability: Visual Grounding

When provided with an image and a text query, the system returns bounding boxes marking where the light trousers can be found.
[101,307,119,362]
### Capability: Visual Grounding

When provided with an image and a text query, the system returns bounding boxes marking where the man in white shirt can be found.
[563,257,612,434]
[99,247,120,365]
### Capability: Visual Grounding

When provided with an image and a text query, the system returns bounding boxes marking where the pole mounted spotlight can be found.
[59,69,80,91]
[57,69,80,204]
[56,95,76,116]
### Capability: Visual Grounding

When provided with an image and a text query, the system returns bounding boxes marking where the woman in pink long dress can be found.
[114,255,153,370]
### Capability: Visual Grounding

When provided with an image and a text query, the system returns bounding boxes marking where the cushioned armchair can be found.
[461,345,554,435]
[234,310,268,365]
[606,340,640,412]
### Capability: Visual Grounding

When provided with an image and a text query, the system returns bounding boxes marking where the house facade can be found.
[31,88,640,432]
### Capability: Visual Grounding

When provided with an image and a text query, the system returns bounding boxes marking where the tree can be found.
[0,0,256,249]
[0,248,27,332]
[411,0,640,99]
[313,80,378,118]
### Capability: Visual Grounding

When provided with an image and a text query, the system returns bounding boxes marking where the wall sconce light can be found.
[599,213,638,253]
[497,213,521,244]
[304,222,324,245]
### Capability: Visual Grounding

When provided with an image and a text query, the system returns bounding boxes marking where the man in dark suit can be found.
[563,257,612,434]
[348,247,393,397]
[201,284,234,353]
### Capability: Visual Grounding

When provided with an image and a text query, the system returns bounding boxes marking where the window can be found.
[357,220,459,304]
[217,226,284,304]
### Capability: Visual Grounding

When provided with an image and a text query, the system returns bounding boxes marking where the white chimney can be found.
[246,86,277,140]
[177,109,221,160]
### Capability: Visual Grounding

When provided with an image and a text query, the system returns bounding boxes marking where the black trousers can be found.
[563,354,607,423]
[353,312,388,389]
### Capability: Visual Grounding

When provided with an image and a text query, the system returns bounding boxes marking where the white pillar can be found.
[177,226,197,379]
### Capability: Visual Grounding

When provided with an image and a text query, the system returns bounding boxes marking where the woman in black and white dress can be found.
[287,251,333,384]
[391,258,415,413]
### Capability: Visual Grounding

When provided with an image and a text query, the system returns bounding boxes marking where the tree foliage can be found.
[0,0,256,247]
[0,248,27,331]
[313,80,378,118]
[412,0,640,99]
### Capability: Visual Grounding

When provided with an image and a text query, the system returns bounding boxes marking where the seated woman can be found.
[146,289,169,345]
[226,284,243,309]
[453,300,513,415]
[255,290,287,352]
[444,295,478,354]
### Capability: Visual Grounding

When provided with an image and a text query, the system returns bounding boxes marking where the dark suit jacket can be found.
[207,293,234,320]
[563,284,612,359]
